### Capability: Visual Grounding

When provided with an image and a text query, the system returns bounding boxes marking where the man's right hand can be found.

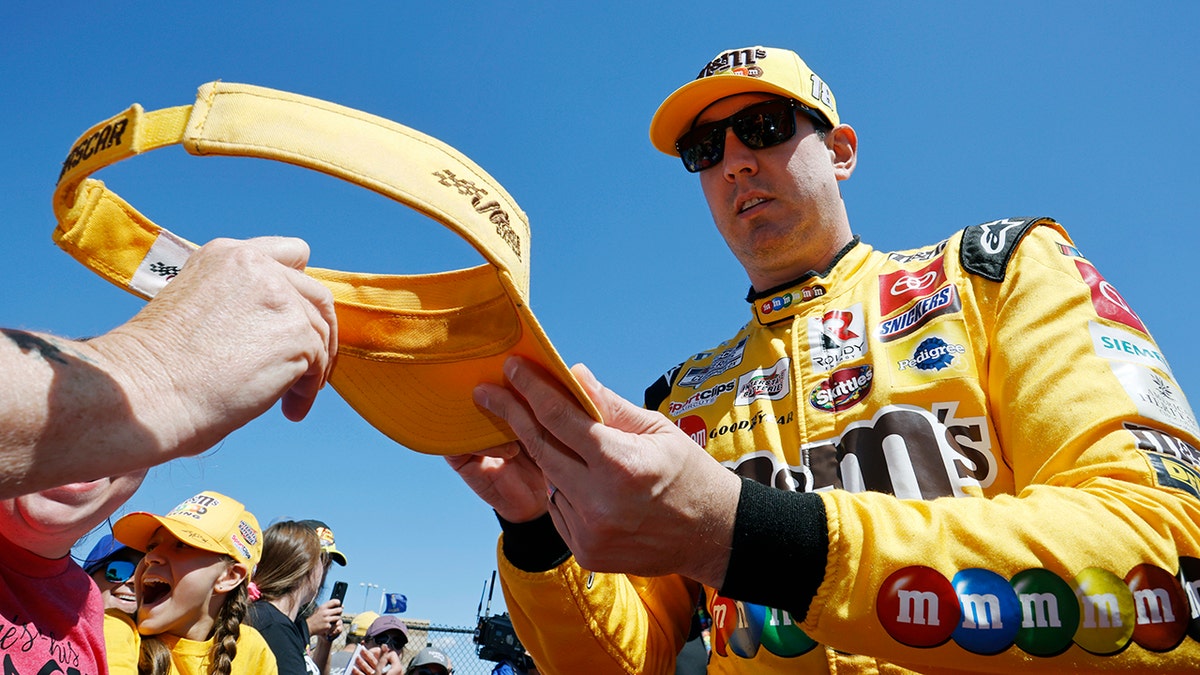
[93,235,338,455]
[445,441,551,525]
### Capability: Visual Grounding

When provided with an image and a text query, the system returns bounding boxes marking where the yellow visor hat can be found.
[52,81,601,455]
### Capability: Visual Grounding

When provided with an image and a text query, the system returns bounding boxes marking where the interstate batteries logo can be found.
[734,358,791,405]
[810,365,873,412]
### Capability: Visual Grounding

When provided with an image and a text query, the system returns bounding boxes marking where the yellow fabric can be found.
[104,611,279,675]
[499,221,1200,673]
[112,491,263,574]
[649,45,839,155]
[51,81,600,455]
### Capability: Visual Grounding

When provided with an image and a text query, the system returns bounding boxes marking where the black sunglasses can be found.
[370,633,407,651]
[104,560,137,584]
[675,98,827,173]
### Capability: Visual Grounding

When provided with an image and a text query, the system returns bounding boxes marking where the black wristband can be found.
[496,511,573,573]
[720,478,829,619]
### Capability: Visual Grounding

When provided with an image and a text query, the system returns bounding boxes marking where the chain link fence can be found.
[325,615,507,675]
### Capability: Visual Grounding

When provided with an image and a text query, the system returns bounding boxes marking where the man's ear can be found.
[827,124,858,181]
[214,562,249,594]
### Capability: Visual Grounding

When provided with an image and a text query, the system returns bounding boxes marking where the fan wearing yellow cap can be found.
[327,612,379,675]
[103,491,279,675]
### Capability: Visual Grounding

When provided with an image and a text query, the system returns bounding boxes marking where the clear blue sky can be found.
[3,0,1197,644]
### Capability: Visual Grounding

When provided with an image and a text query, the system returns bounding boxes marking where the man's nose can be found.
[721,127,758,179]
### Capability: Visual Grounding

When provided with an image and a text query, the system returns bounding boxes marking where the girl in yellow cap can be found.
[104,491,279,675]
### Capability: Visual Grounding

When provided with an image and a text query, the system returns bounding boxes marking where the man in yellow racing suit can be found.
[451,45,1200,673]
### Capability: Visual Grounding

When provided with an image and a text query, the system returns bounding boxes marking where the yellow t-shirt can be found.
[104,610,279,675]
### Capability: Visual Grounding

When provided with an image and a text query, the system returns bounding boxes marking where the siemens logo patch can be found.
[879,285,961,343]
[1090,322,1174,379]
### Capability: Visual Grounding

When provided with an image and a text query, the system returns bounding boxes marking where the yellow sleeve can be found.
[803,225,1200,670]
[103,610,141,675]
[497,538,696,675]
[232,625,279,675]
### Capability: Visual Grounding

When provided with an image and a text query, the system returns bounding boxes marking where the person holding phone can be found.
[299,518,349,673]
[248,520,332,675]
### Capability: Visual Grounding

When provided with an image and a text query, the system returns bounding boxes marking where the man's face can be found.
[695,93,850,290]
[0,468,147,558]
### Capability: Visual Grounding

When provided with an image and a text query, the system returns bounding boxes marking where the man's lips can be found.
[737,195,769,214]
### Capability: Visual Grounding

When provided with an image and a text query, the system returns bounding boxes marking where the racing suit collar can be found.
[747,236,865,325]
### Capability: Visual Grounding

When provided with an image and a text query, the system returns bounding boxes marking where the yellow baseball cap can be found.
[51,81,602,455]
[350,611,380,638]
[649,45,839,156]
[113,490,263,577]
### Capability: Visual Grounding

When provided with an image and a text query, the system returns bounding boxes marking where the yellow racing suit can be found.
[495,218,1200,673]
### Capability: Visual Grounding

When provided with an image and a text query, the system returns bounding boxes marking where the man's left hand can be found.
[473,357,742,588]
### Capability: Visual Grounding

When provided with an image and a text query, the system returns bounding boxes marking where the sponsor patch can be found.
[679,337,748,389]
[1111,362,1199,438]
[1076,260,1149,335]
[809,304,868,371]
[676,415,708,449]
[1090,322,1173,379]
[879,257,948,316]
[1147,452,1200,502]
[898,336,965,372]
[960,217,1044,282]
[735,357,792,405]
[1125,423,1200,469]
[878,286,961,343]
[230,533,252,561]
[810,365,873,412]
[1057,243,1084,258]
[888,240,948,264]
[753,284,827,324]
[888,323,976,386]
[668,380,736,417]
[878,562,1195,657]
[237,520,259,546]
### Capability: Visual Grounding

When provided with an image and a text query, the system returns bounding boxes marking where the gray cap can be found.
[406,647,451,672]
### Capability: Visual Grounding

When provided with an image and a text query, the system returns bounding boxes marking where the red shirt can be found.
[0,531,108,675]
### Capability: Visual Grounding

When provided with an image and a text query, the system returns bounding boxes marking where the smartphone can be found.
[330,580,348,604]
